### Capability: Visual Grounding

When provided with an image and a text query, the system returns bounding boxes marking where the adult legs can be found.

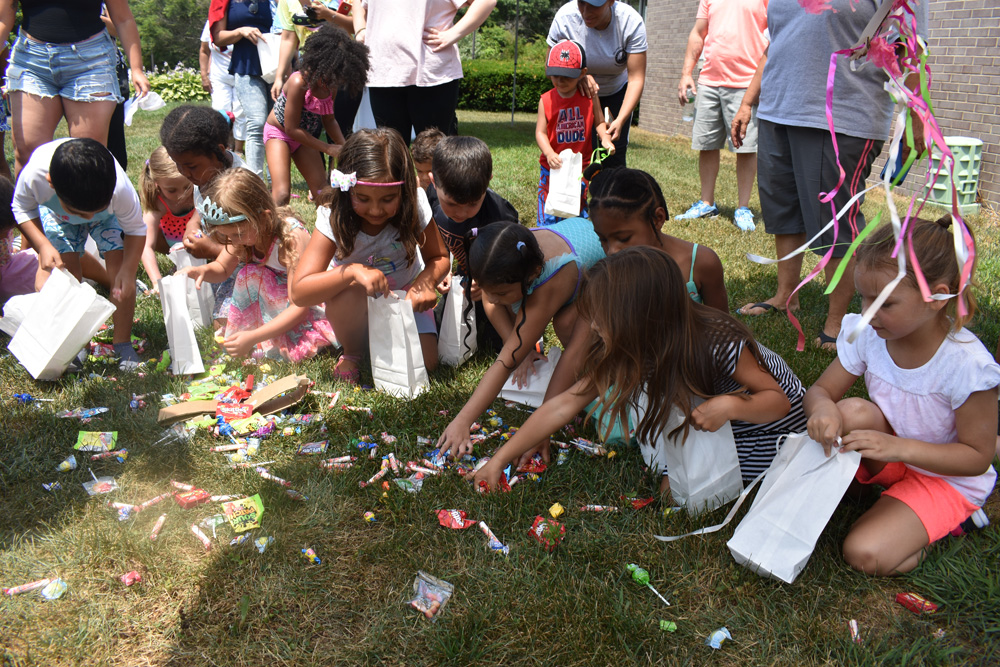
[10,92,65,172]
[369,86,414,144]
[333,84,363,139]
[736,152,757,209]
[234,74,271,176]
[698,150,721,204]
[407,79,461,138]
[62,98,117,146]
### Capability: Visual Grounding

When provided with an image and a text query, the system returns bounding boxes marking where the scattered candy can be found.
[849,619,861,644]
[407,571,454,620]
[360,467,388,488]
[120,571,142,586]
[342,405,373,419]
[222,494,264,532]
[57,407,108,419]
[230,534,252,547]
[90,448,128,462]
[74,431,117,452]
[255,467,291,488]
[896,592,938,614]
[705,627,732,650]
[170,480,195,491]
[320,461,355,471]
[549,503,565,519]
[14,393,54,403]
[296,440,329,455]
[627,497,655,510]
[437,509,477,530]
[255,536,274,553]
[528,516,565,552]
[149,514,167,540]
[191,524,212,551]
[406,462,440,476]
[478,521,509,556]
[627,563,671,606]
[302,547,321,564]
[40,578,68,600]
[82,471,118,496]
[363,511,377,523]
[174,489,211,508]
[3,578,51,596]
[660,620,677,633]
[285,488,309,502]
[42,481,62,492]
[386,452,401,476]
[57,455,77,472]
[393,475,424,493]
[580,505,619,512]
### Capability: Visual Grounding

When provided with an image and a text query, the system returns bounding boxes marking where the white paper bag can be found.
[352,87,377,134]
[256,33,280,84]
[8,268,116,380]
[438,276,477,366]
[168,246,216,329]
[368,291,429,399]
[0,293,35,337]
[158,275,206,375]
[543,149,583,219]
[727,432,861,584]
[631,394,743,515]
[498,347,563,408]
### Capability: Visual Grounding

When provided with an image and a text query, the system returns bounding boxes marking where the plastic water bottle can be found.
[682,89,696,122]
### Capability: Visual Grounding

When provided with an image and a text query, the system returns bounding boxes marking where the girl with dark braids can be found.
[264,24,369,206]
[438,217,603,460]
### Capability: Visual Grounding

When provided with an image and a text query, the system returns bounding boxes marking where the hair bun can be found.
[935,214,953,229]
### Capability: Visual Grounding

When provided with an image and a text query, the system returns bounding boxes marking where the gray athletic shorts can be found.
[691,84,757,153]
[757,119,884,258]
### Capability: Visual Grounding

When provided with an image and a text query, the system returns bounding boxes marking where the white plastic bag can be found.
[168,246,216,328]
[438,276,477,366]
[158,275,206,375]
[727,432,861,583]
[352,87,377,133]
[256,33,280,84]
[631,394,743,515]
[498,347,563,408]
[368,291,429,399]
[8,268,116,380]
[123,91,166,126]
[543,149,583,219]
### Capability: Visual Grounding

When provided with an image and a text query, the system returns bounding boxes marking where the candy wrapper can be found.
[705,627,732,650]
[549,503,565,519]
[660,620,677,633]
[528,516,566,552]
[285,488,309,502]
[82,473,118,496]
[896,592,938,614]
[174,489,211,508]
[120,571,142,586]
[394,475,424,493]
[626,497,655,511]
[149,514,167,540]
[170,480,195,491]
[297,440,329,455]
[136,492,172,512]
[91,448,128,463]
[40,578,68,600]
[255,536,274,554]
[385,453,401,476]
[222,494,264,533]
[580,504,619,512]
[363,511,377,523]
[42,481,62,492]
[478,521,510,556]
[57,407,108,420]
[848,619,861,644]
[74,431,117,452]
[360,467,388,488]
[437,509,477,530]
[191,524,212,551]
[230,534,252,547]
[255,467,291,488]
[517,456,547,474]
[406,571,454,621]
[57,455,77,472]
[302,547,321,564]
[3,578,51,596]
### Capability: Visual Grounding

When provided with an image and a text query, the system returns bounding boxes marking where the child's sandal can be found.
[333,354,362,385]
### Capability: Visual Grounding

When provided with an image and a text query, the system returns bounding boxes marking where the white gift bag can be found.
[543,149,583,219]
[8,268,116,380]
[256,33,280,84]
[158,275,206,375]
[438,276,477,366]
[368,291,429,399]
[0,293,35,337]
[631,394,743,515]
[727,432,861,584]
[498,347,563,408]
[168,246,216,329]
[352,87,377,134]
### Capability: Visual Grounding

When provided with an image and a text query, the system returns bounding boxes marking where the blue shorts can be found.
[537,165,588,227]
[6,30,123,104]
[40,207,124,257]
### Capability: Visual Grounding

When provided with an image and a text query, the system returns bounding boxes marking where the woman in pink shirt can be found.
[353,0,497,144]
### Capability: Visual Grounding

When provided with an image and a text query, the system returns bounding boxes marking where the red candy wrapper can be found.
[120,571,142,586]
[136,492,172,512]
[437,509,477,530]
[896,592,938,614]
[528,515,566,552]
[174,489,211,508]
[517,459,547,475]
[170,480,194,491]
[216,404,253,421]
[627,497,655,510]
[149,514,167,541]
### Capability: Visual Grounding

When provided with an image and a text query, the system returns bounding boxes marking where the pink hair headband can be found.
[330,169,404,191]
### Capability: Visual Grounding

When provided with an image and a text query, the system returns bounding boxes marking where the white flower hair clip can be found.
[196,195,247,226]
[330,169,358,192]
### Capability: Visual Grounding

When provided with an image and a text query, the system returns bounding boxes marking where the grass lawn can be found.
[1,107,998,666]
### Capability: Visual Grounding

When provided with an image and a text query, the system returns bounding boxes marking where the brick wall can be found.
[640,1,1000,208]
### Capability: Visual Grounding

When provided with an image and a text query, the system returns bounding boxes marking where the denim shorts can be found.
[6,30,123,104]
[40,206,124,256]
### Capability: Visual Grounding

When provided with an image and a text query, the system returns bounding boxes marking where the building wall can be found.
[640,0,1000,208]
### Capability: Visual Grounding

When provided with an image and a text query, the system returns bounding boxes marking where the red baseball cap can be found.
[546,39,587,78]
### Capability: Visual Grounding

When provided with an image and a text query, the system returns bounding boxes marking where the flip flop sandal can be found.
[333,354,362,385]
[815,330,838,352]
[738,302,778,316]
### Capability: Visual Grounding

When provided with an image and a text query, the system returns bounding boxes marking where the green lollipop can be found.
[626,563,671,606]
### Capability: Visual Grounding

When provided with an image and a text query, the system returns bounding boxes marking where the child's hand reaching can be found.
[546,152,563,169]
[350,264,389,297]
[471,456,506,492]
[324,144,343,159]
[37,243,64,272]
[839,430,903,462]
[807,405,845,457]
[438,419,474,462]
[223,330,259,358]
[511,349,546,388]
[405,282,438,312]
[437,272,452,294]
[690,395,734,432]
[178,265,208,289]
[601,137,616,155]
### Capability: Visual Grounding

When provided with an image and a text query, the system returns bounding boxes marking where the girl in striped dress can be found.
[474,246,807,492]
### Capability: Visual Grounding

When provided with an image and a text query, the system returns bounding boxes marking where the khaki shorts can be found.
[691,84,757,153]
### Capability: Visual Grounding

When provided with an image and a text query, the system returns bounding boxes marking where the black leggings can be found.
[368,79,461,145]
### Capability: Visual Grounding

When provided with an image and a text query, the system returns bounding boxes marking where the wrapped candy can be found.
[57,455,77,472]
[3,578,51,596]
[149,514,167,541]
[896,592,938,614]
[478,521,509,556]
[705,627,732,650]
[360,467,388,488]
[406,571,454,621]
[528,516,565,552]
[40,578,68,600]
[42,481,62,492]
[120,571,142,586]
[255,536,274,554]
[302,547,321,564]
[190,524,212,551]
[363,511,377,523]
[437,509,477,530]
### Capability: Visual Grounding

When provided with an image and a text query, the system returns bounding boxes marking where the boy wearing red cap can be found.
[535,39,614,226]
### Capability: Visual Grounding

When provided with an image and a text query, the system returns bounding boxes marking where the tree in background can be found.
[132,0,209,69]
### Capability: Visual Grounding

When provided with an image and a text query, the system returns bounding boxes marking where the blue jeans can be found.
[234,73,269,176]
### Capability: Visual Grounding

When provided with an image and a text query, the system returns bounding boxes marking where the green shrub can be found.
[459,59,551,112]
[146,66,210,102]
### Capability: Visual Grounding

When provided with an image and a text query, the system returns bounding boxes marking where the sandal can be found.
[333,354,361,385]
[815,330,838,353]
[738,302,779,316]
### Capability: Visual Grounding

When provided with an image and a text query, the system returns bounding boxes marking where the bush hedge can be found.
[458,59,551,113]
[147,66,210,102]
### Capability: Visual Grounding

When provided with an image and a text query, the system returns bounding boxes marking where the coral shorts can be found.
[857,462,979,543]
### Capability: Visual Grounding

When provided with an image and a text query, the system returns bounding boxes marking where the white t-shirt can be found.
[547,1,648,95]
[201,21,234,82]
[12,138,144,236]
[314,187,432,289]
[362,0,465,88]
[837,313,1000,506]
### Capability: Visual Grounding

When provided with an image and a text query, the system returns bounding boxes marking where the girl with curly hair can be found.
[264,23,369,205]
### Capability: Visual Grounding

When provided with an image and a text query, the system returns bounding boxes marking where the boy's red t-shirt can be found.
[540,88,594,170]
